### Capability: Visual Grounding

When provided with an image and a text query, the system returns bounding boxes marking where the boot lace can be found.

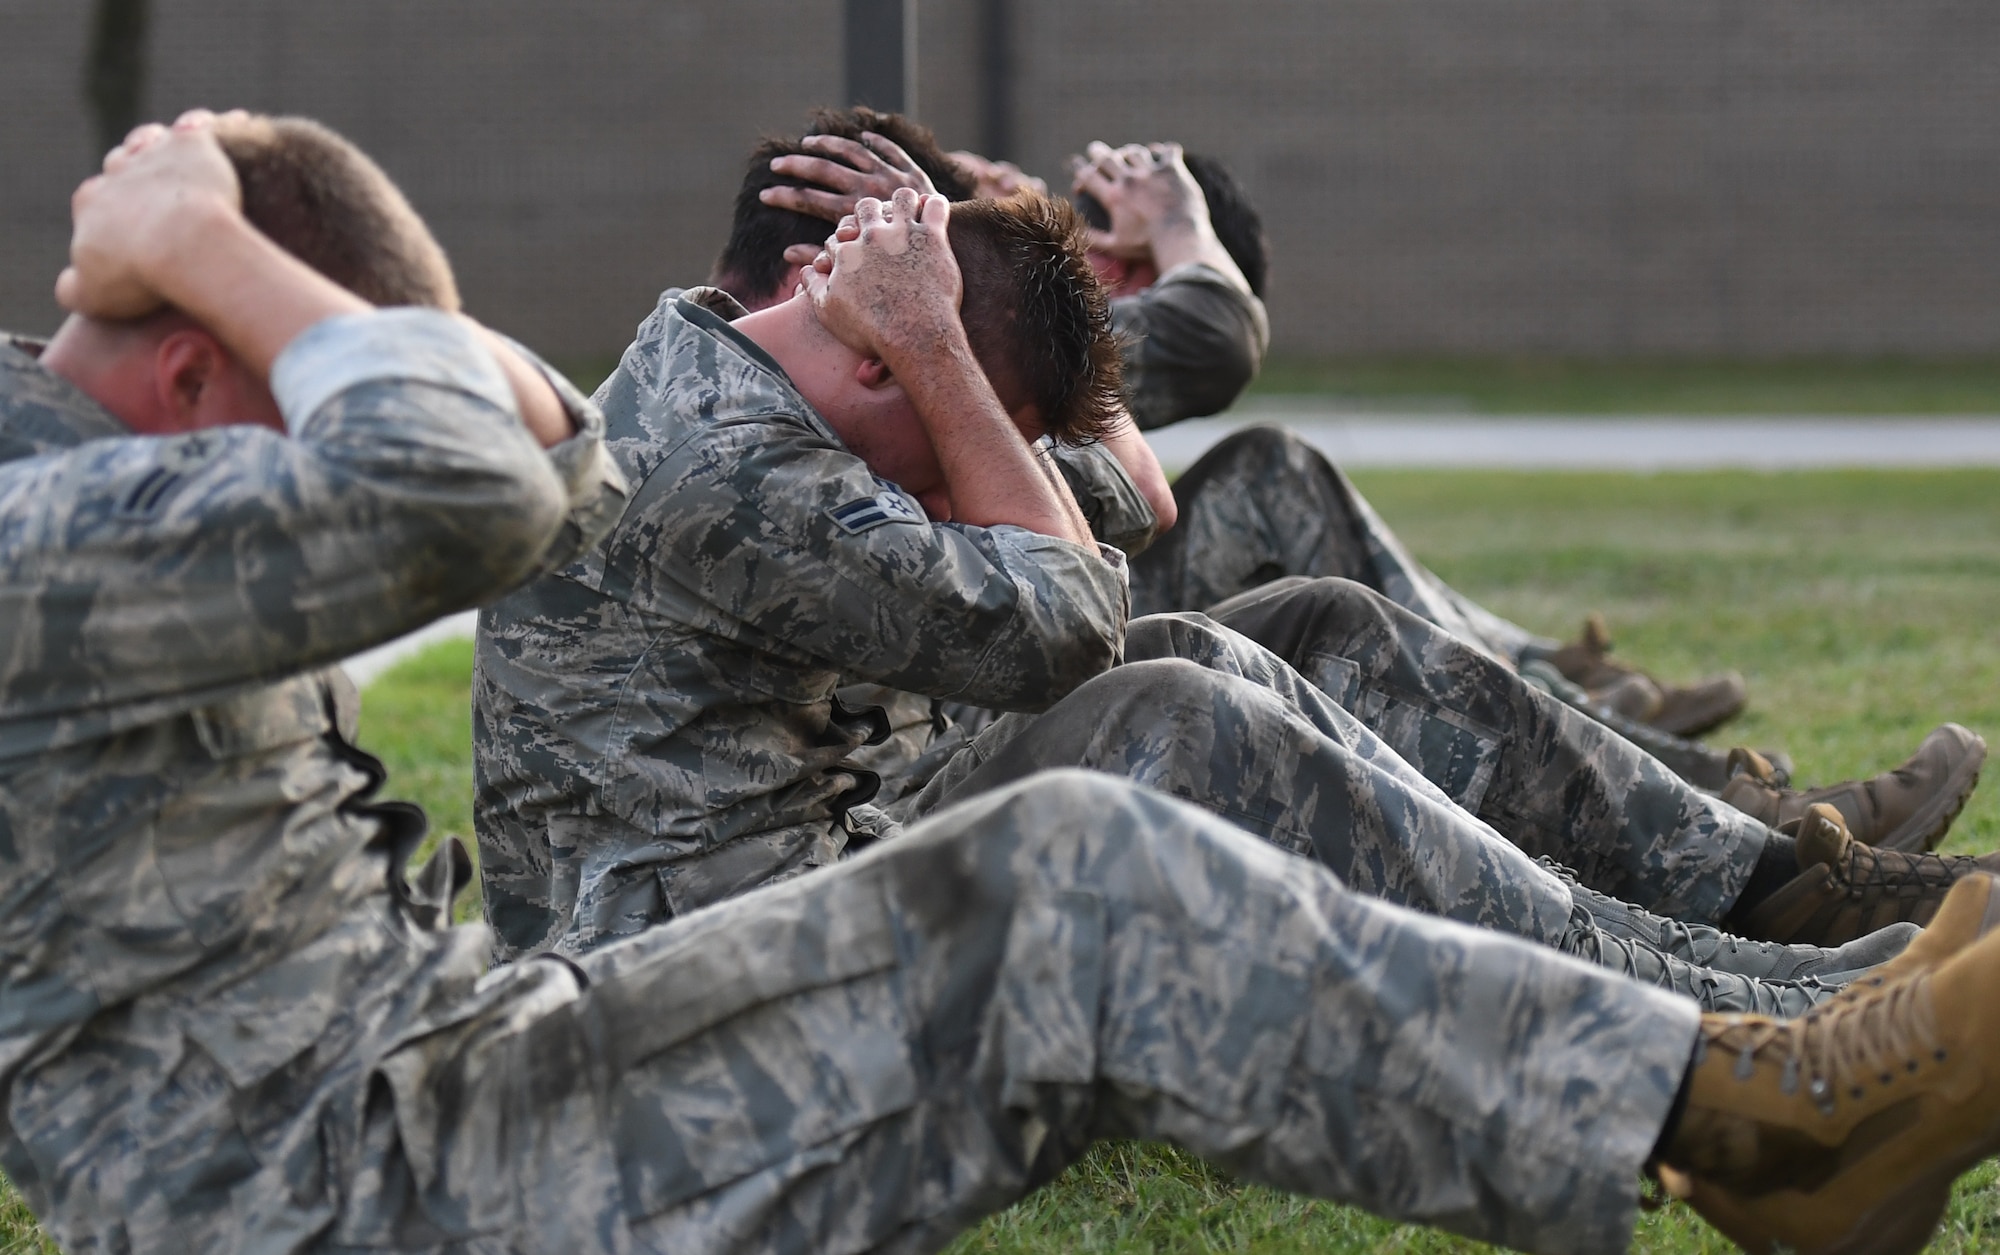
[1703,973,1942,1116]
[1840,843,1985,898]
[1559,905,1822,1011]
[1539,856,1788,973]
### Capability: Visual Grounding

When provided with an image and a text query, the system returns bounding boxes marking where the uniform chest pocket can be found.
[155,675,345,944]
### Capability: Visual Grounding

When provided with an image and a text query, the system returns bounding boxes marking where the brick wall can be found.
[5,0,1999,359]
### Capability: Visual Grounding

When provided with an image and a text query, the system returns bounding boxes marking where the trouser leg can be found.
[900,656,1579,945]
[1199,578,1765,923]
[894,630,1835,1012]
[1129,425,1543,661]
[1130,427,1739,789]
[401,774,1697,1255]
[1517,661,1736,791]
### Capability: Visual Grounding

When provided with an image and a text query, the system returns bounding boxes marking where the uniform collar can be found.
[0,333,133,463]
[672,286,790,382]
[664,289,847,448]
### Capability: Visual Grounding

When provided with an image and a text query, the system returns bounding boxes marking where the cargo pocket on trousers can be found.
[1351,682,1503,815]
[596,870,919,1222]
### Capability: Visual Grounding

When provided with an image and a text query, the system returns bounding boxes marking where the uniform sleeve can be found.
[1113,263,1271,431]
[610,416,1127,714]
[486,332,630,571]
[1051,439,1159,557]
[0,309,625,740]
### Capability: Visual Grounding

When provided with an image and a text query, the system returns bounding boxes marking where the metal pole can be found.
[83,0,149,157]
[845,0,917,114]
[979,0,1012,159]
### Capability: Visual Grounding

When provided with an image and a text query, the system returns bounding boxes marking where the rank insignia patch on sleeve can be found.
[827,488,927,534]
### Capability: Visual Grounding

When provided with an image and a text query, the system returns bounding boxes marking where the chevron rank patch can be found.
[827,487,927,534]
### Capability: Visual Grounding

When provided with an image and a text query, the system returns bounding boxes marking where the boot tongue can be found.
[1793,804,1855,878]
[1800,978,1940,1106]
[1582,611,1613,655]
[1727,746,1780,786]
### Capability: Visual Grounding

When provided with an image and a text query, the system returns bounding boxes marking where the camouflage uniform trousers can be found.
[895,607,1767,954]
[18,773,1695,1255]
[1130,425,1738,788]
[1200,576,1765,921]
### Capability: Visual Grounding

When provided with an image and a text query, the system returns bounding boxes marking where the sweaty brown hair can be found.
[212,114,459,310]
[947,194,1123,447]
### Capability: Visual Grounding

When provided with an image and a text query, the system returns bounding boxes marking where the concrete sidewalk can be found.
[1144,405,2000,473]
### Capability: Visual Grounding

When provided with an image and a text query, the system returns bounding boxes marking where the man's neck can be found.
[39,318,145,430]
[731,294,830,382]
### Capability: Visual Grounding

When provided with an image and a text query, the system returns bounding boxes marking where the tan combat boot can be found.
[1655,919,2000,1255]
[1546,612,1748,738]
[1720,724,1986,853]
[1743,804,2000,947]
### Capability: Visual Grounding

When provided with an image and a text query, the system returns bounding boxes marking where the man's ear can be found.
[151,328,225,429]
[854,357,897,391]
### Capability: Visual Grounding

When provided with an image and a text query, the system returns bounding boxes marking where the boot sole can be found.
[1878,733,1985,853]
[1687,1107,2000,1255]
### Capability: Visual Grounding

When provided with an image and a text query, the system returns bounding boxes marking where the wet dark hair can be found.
[712,106,974,305]
[947,194,1123,447]
[1074,151,1269,298]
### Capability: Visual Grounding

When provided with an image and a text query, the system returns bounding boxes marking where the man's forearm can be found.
[1148,218,1252,297]
[1097,413,1177,535]
[145,207,574,447]
[887,330,1094,546]
[146,200,368,377]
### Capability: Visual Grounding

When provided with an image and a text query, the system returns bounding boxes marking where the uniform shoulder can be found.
[596,288,834,479]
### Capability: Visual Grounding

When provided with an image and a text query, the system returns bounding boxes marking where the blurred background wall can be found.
[4,0,1999,361]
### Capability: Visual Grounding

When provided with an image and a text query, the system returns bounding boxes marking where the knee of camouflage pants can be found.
[1134,578,1401,704]
[1203,575,1462,707]
[1193,578,1768,924]
[365,771,1690,1254]
[902,656,1579,944]
[1120,606,1505,820]
[336,772,1307,1249]
[1129,425,1370,618]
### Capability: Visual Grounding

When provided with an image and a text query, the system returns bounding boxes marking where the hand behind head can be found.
[761,131,938,223]
[57,112,243,321]
[1067,139,1206,261]
[806,189,964,362]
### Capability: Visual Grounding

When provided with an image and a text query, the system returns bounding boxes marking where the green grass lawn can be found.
[1248,358,2000,415]
[7,467,2000,1252]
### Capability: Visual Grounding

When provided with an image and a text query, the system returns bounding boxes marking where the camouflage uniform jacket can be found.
[1116,262,1269,431]
[0,313,623,1183]
[842,267,1268,800]
[474,287,1129,957]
